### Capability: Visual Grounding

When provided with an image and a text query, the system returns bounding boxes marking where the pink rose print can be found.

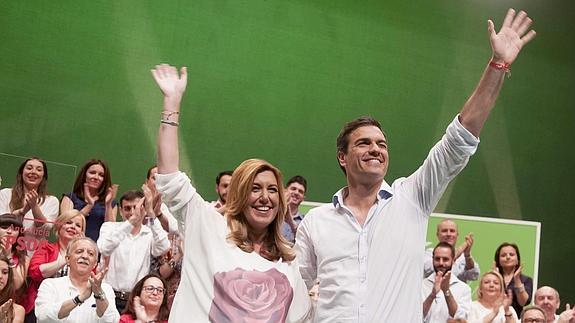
[209,267,294,323]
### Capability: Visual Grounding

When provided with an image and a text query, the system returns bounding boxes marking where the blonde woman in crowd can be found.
[468,271,518,323]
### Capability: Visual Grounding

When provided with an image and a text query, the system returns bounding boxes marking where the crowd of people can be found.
[0,7,568,323]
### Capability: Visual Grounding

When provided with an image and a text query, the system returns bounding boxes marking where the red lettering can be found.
[16,236,39,252]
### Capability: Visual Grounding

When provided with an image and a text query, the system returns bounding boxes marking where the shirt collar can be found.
[332,180,393,207]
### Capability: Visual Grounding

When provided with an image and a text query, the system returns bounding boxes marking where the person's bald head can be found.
[436,219,458,246]
[534,286,560,321]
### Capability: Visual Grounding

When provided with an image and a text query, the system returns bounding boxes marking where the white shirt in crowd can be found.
[97,219,170,292]
[422,272,472,323]
[35,276,119,323]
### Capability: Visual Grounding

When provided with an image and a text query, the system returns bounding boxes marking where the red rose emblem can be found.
[209,267,294,322]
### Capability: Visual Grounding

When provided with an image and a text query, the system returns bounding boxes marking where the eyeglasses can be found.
[523,318,545,323]
[0,224,20,230]
[142,286,166,294]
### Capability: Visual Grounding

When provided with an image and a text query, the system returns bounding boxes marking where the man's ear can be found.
[337,151,346,168]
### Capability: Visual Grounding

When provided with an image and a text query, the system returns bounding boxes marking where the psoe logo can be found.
[4,218,66,252]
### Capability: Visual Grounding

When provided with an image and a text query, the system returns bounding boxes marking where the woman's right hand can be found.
[133,296,152,321]
[57,251,67,269]
[502,289,513,311]
[0,299,13,320]
[84,183,99,206]
[151,64,188,101]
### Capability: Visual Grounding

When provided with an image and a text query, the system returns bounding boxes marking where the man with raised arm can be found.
[294,9,536,322]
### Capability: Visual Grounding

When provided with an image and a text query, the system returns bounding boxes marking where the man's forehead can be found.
[73,240,96,252]
[288,182,305,191]
[219,175,232,183]
[122,197,142,206]
[438,220,457,230]
[536,287,557,299]
[524,309,545,318]
[433,247,452,257]
[349,125,386,141]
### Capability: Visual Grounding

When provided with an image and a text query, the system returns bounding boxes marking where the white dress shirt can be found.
[422,272,472,323]
[295,115,479,323]
[35,276,119,323]
[97,220,170,292]
[468,300,518,323]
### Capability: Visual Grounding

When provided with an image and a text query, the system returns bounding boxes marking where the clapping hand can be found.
[128,198,146,227]
[0,299,13,321]
[142,184,156,219]
[89,267,108,295]
[84,183,99,206]
[105,184,119,205]
[463,233,474,256]
[133,296,153,321]
[24,190,39,209]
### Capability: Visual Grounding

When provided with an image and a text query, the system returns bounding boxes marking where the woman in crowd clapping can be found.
[21,210,85,322]
[60,159,118,242]
[151,64,311,322]
[0,158,59,240]
[0,214,29,303]
[0,254,25,323]
[120,274,170,323]
[495,242,533,316]
[468,271,518,323]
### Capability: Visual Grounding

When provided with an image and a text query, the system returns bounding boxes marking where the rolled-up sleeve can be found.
[155,172,197,213]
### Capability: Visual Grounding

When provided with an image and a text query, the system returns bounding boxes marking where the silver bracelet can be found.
[160,120,179,127]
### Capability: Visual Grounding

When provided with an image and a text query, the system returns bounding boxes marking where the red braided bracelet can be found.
[489,60,511,78]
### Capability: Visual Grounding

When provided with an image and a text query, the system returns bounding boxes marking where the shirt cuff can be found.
[448,114,480,155]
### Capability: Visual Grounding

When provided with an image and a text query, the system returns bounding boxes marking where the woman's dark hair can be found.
[0,213,26,296]
[123,273,170,321]
[494,242,522,273]
[9,157,49,212]
[72,159,112,202]
[0,254,15,323]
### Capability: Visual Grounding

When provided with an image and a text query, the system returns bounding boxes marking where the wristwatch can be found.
[72,295,84,306]
[93,291,106,300]
[444,290,452,297]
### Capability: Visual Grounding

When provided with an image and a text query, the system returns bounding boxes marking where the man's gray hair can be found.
[66,236,99,258]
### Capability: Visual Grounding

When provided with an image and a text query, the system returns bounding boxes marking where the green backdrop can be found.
[1,0,574,301]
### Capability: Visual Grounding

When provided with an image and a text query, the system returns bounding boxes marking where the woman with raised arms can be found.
[151,64,311,322]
